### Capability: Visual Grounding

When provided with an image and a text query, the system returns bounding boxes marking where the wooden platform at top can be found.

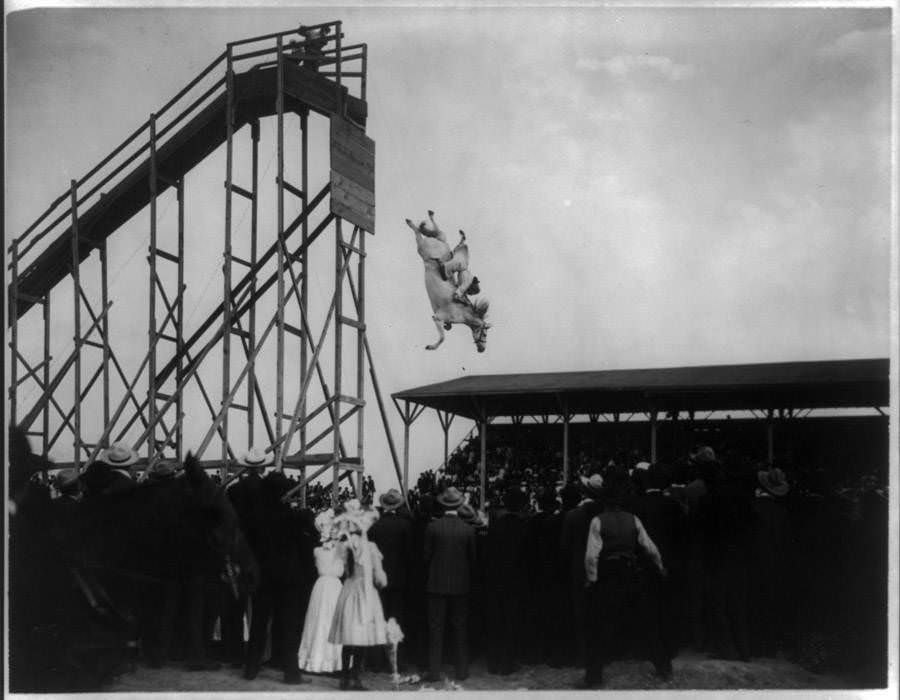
[10,63,367,323]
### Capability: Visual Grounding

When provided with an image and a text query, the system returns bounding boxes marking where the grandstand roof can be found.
[392,358,890,420]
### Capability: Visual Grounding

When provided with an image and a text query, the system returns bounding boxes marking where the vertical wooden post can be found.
[275,37,286,471]
[100,240,110,441]
[148,118,159,465]
[766,408,775,464]
[562,398,570,483]
[175,177,185,462]
[356,229,366,497]
[332,217,343,506]
[248,120,260,451]
[650,410,658,463]
[299,109,309,505]
[479,412,487,510]
[402,401,411,496]
[70,181,82,469]
[42,293,51,459]
[9,241,19,427]
[221,50,235,479]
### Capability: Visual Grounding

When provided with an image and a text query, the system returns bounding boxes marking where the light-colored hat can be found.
[634,461,651,472]
[379,489,404,511]
[239,447,273,468]
[579,473,605,498]
[758,467,790,497]
[314,509,336,542]
[437,486,465,509]
[100,442,139,467]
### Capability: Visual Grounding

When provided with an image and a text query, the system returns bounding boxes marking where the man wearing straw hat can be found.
[222,447,271,671]
[423,486,477,683]
[81,442,140,498]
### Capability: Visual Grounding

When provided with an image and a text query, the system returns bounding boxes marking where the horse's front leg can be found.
[425,316,446,350]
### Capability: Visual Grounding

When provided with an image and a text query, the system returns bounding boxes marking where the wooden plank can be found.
[331,150,375,192]
[331,174,375,206]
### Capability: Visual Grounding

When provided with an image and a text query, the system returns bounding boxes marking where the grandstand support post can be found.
[299,109,309,505]
[766,408,775,464]
[100,240,110,441]
[248,120,260,453]
[561,397,570,483]
[479,409,487,510]
[437,410,455,470]
[42,293,51,460]
[148,117,159,466]
[650,410,658,463]
[276,37,287,473]
[395,399,426,496]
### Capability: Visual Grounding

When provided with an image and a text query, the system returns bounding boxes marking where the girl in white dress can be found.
[328,501,388,690]
[297,510,344,673]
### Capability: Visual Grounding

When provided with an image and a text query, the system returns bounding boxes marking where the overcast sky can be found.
[5,2,895,491]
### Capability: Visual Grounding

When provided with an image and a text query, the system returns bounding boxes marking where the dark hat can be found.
[757,467,790,496]
[379,488,404,511]
[437,486,465,509]
[458,503,478,524]
[148,460,178,480]
[536,486,558,511]
[502,486,527,511]
[645,465,670,491]
[691,446,717,465]
[579,473,605,499]
[54,468,81,493]
[560,482,582,509]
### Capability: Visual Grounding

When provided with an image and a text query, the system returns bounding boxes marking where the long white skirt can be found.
[298,575,343,673]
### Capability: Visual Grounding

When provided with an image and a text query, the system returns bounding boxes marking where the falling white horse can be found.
[405,210,490,352]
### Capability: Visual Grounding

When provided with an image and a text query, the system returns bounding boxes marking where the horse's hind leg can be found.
[425,317,446,351]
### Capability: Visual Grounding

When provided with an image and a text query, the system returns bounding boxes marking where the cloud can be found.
[577,53,696,81]
[818,25,890,60]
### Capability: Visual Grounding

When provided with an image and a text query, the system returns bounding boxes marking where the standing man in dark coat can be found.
[423,487,477,683]
[241,454,317,685]
[485,487,528,674]
[223,449,267,668]
[368,488,413,671]
[559,473,603,666]
[632,464,686,660]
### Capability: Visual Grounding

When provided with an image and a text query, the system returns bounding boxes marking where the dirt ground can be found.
[107,650,856,693]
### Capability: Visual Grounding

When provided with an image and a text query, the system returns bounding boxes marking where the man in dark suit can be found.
[244,468,317,684]
[223,449,267,668]
[485,486,528,674]
[559,473,603,666]
[423,487,477,682]
[368,488,414,671]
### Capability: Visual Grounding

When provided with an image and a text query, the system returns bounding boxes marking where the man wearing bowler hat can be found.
[423,486,477,682]
[368,488,413,671]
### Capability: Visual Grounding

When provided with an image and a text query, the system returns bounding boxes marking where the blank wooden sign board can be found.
[330,116,375,234]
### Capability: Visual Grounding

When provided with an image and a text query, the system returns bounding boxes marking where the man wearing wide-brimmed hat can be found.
[81,442,139,497]
[559,472,604,666]
[221,446,272,670]
[368,488,413,672]
[750,463,792,657]
[423,486,477,683]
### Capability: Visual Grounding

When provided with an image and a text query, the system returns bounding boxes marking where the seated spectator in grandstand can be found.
[485,486,528,675]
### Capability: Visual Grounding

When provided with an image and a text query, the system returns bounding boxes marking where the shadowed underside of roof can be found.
[391,358,890,420]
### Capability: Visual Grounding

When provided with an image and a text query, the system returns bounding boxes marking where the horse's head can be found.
[469,298,491,353]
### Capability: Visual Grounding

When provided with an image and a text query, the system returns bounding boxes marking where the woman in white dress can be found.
[328,502,388,690]
[297,510,344,674]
